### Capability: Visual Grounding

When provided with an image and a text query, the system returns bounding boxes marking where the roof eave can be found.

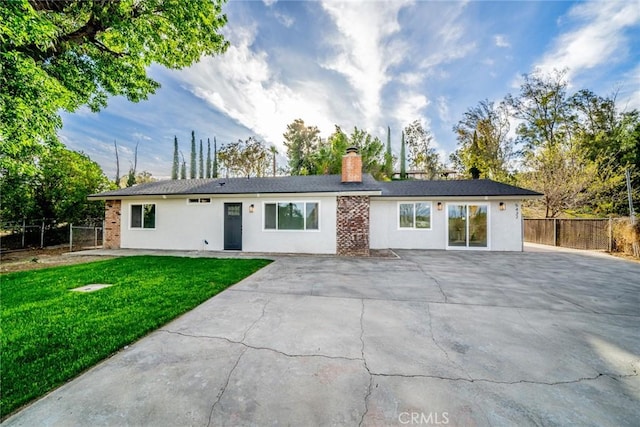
[375,193,543,199]
[88,189,383,200]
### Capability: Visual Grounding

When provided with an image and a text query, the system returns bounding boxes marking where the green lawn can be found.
[0,256,271,418]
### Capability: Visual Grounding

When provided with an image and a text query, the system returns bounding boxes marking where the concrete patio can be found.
[4,248,640,426]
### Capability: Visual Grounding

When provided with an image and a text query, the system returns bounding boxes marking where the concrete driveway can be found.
[4,249,640,426]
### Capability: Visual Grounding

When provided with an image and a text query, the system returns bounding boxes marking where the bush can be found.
[612,219,640,257]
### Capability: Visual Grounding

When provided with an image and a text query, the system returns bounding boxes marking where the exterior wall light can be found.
[499,202,506,211]
[437,202,443,211]
[249,204,255,213]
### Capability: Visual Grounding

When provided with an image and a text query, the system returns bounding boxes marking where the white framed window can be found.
[264,202,319,231]
[187,198,211,204]
[130,204,156,229]
[398,202,432,230]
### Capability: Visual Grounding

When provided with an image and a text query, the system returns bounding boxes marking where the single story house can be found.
[89,149,542,255]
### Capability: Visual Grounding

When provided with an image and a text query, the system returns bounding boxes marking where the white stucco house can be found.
[89,150,541,255]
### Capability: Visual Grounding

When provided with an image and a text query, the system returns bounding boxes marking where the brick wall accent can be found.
[104,199,121,249]
[336,196,370,256]
[341,151,362,183]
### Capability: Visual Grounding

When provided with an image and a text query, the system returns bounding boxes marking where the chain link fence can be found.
[69,223,104,252]
[1,219,104,252]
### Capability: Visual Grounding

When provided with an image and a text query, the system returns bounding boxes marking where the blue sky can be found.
[59,0,640,179]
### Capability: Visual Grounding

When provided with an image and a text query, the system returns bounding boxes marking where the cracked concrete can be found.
[359,299,373,427]
[4,248,640,426]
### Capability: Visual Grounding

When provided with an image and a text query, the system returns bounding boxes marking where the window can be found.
[399,202,431,229]
[264,202,319,230]
[131,204,156,229]
[188,198,211,204]
[227,205,241,216]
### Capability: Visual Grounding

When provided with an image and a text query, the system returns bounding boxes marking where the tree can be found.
[199,139,204,178]
[569,90,640,214]
[404,120,440,179]
[0,147,111,224]
[400,131,407,179]
[126,168,136,187]
[348,127,385,179]
[217,137,271,178]
[505,69,572,150]
[451,99,513,181]
[171,136,179,180]
[506,69,590,217]
[38,148,112,223]
[384,126,393,179]
[125,140,139,187]
[518,144,595,217]
[135,171,155,185]
[212,137,218,178]
[1,0,228,177]
[113,140,121,187]
[306,126,385,179]
[189,131,196,179]
[270,146,278,177]
[206,138,212,178]
[180,151,187,179]
[283,119,321,175]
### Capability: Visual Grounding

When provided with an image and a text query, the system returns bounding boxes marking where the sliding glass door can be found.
[447,204,488,248]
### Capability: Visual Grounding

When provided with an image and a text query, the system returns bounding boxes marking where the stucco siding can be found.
[489,200,523,251]
[370,199,446,250]
[371,198,524,251]
[248,197,337,254]
[120,196,337,254]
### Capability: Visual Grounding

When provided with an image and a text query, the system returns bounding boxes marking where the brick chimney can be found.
[342,147,362,183]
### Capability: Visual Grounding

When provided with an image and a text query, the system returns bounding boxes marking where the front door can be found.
[224,203,242,250]
[447,204,488,249]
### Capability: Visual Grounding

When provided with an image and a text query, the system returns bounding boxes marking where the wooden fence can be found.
[524,218,612,250]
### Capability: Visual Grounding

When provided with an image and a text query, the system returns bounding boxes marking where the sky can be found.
[59,0,640,180]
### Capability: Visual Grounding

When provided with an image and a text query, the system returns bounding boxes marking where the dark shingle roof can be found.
[90,175,542,199]
[90,174,382,198]
[379,179,542,197]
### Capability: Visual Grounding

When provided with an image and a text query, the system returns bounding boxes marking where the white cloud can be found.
[416,2,475,74]
[262,0,277,6]
[274,11,294,28]
[319,0,413,129]
[419,42,476,71]
[131,132,152,141]
[397,72,424,86]
[173,26,340,150]
[536,2,640,79]
[393,92,429,127]
[436,96,451,124]
[494,34,510,48]
[618,63,640,111]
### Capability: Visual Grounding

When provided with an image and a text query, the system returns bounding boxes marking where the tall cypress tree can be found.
[114,140,120,187]
[180,151,187,179]
[206,138,212,178]
[199,139,204,178]
[400,130,407,180]
[212,137,218,178]
[384,126,393,178]
[190,130,196,179]
[171,136,179,179]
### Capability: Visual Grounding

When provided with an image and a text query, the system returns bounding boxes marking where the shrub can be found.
[612,219,640,257]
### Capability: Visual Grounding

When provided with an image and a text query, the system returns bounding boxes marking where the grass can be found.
[0,256,271,418]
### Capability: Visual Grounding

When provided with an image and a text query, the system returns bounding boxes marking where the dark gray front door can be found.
[224,203,242,250]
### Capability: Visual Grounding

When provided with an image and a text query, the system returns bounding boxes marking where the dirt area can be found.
[1,247,114,273]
